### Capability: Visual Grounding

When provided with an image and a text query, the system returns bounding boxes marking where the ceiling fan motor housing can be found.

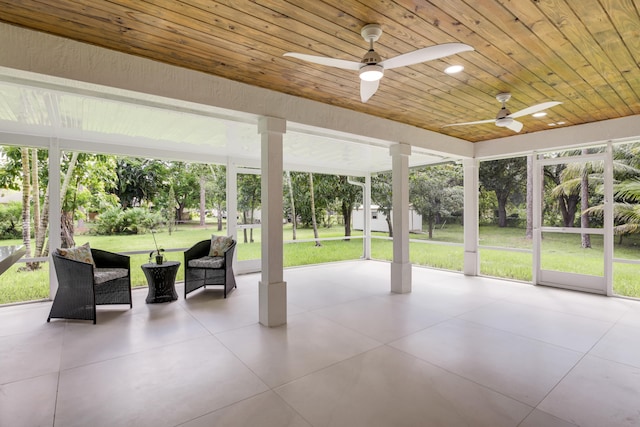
[495,92,512,126]
[361,49,382,65]
[495,106,512,120]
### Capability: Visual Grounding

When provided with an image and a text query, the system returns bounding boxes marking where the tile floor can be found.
[1,261,639,427]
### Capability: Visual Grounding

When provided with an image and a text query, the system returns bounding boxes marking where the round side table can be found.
[141,261,180,303]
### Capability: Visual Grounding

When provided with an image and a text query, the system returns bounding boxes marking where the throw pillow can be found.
[57,242,95,266]
[208,235,233,257]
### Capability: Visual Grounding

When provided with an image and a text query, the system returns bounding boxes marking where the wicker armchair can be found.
[184,239,236,299]
[47,249,132,324]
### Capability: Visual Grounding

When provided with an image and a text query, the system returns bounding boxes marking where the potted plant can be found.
[149,230,165,265]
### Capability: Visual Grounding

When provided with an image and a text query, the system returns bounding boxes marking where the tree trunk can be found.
[242,211,248,243]
[20,148,32,267]
[60,211,75,248]
[34,151,80,258]
[249,209,254,243]
[385,210,393,238]
[216,202,223,231]
[199,175,206,226]
[34,187,49,258]
[32,149,40,241]
[581,150,591,248]
[526,155,533,239]
[341,200,351,240]
[496,192,509,227]
[309,173,321,246]
[558,195,570,226]
[176,203,186,226]
[167,185,176,235]
[60,152,79,206]
[428,215,434,239]
[561,195,579,227]
[285,171,297,240]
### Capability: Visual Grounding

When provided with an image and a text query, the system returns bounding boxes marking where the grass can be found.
[0,222,639,304]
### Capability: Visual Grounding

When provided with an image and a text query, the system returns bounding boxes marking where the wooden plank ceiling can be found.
[0,0,639,142]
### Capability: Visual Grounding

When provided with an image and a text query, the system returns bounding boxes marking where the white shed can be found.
[352,205,422,233]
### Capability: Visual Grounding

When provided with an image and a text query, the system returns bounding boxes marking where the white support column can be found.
[532,154,542,285]
[226,160,238,240]
[364,174,372,260]
[463,158,479,276]
[48,138,61,298]
[258,116,287,327]
[390,143,411,293]
[604,143,614,296]
[226,160,238,271]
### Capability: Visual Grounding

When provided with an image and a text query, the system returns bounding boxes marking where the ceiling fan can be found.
[443,93,562,133]
[283,24,473,103]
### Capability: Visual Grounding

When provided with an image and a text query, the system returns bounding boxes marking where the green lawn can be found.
[1,223,639,304]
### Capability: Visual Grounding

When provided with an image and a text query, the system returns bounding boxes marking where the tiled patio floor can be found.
[1,261,639,427]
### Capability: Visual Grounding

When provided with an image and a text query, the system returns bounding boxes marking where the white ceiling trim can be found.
[474,115,640,159]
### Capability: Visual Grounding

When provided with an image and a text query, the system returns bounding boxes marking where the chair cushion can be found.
[94,268,129,284]
[188,256,225,269]
[208,235,233,257]
[57,242,95,266]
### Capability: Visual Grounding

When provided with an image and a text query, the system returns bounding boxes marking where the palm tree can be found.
[586,178,640,243]
[582,144,640,243]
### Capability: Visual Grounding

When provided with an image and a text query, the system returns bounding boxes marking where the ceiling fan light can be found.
[495,117,513,128]
[359,64,384,81]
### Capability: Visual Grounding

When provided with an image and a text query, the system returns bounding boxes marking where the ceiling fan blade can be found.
[283,52,361,71]
[509,101,562,118]
[380,43,473,70]
[360,79,380,103]
[441,118,495,128]
[506,119,524,132]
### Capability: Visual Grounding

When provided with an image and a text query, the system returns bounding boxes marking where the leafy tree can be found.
[0,147,82,268]
[288,172,320,228]
[0,202,22,239]
[60,153,117,247]
[167,162,200,223]
[285,170,297,240]
[526,155,533,239]
[237,173,261,243]
[480,157,526,227]
[584,143,640,243]
[550,153,602,244]
[207,165,226,232]
[333,176,362,239]
[185,163,213,226]
[167,185,176,234]
[115,158,167,208]
[410,164,463,239]
[309,173,321,246]
[371,172,393,237]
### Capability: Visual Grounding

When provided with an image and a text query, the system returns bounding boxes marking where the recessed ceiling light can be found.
[532,112,547,118]
[444,65,464,74]
[556,121,565,125]
[548,123,557,126]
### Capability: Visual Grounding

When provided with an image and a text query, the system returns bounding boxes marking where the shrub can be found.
[93,207,125,234]
[0,202,23,239]
[122,207,163,234]
[93,207,164,235]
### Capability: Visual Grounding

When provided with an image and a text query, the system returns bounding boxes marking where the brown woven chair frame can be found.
[47,249,132,324]
[184,240,237,299]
